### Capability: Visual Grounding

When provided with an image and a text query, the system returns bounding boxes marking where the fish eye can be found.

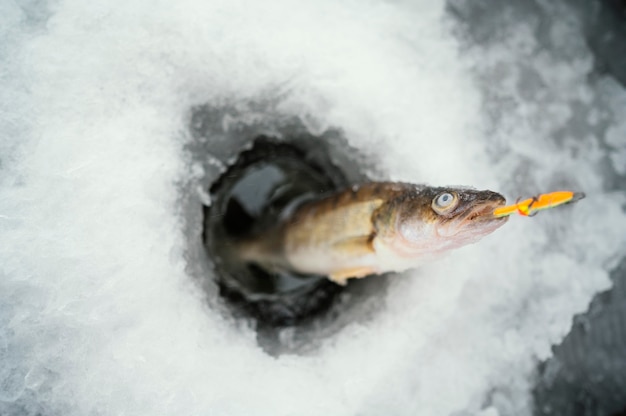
[432,192,458,214]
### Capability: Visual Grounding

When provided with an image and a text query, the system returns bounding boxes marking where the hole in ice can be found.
[204,136,373,327]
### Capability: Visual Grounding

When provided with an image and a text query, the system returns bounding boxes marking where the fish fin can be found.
[331,235,376,256]
[329,267,376,286]
[327,235,377,285]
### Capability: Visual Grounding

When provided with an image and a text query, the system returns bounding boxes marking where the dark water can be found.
[534,259,626,416]
[203,136,348,326]
[191,112,394,353]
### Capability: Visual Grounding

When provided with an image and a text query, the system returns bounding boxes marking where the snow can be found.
[1,0,625,415]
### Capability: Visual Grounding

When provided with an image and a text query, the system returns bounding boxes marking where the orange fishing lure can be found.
[493,191,585,218]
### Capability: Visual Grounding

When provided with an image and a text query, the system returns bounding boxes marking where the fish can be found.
[492,190,586,218]
[235,182,508,285]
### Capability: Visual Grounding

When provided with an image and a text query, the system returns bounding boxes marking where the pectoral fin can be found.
[326,235,377,285]
[329,266,376,286]
[330,235,375,256]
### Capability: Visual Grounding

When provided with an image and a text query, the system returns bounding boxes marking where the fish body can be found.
[237,182,508,285]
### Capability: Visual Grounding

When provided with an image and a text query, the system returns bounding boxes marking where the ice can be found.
[1,0,626,415]
[601,78,626,176]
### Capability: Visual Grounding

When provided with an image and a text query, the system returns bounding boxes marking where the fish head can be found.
[379,186,508,257]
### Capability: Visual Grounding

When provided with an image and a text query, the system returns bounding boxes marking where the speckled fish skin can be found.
[237,182,508,285]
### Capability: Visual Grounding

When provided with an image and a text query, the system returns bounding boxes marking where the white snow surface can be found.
[1,0,626,415]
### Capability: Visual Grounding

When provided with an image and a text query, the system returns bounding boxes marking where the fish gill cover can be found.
[1,0,625,415]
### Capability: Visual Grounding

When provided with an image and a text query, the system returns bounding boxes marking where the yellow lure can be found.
[493,191,585,218]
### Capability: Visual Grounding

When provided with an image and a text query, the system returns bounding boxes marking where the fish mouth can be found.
[462,199,508,225]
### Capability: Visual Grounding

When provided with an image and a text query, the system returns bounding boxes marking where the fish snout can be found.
[482,190,507,205]
[462,192,508,224]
